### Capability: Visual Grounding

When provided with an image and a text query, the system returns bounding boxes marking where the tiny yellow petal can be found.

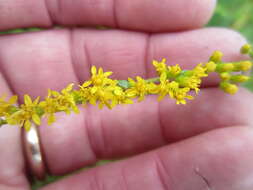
[89,98,97,105]
[24,95,32,105]
[104,71,113,77]
[160,72,167,82]
[82,81,92,87]
[98,102,104,109]
[91,87,98,94]
[114,89,122,96]
[24,120,31,131]
[9,95,18,104]
[32,114,41,125]
[48,114,55,125]
[73,106,80,114]
[65,83,74,92]
[34,96,40,105]
[98,68,103,75]
[91,66,97,75]
[124,99,133,104]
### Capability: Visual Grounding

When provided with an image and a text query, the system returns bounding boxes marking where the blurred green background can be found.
[0,0,252,189]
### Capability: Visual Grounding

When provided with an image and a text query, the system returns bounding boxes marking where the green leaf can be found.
[0,119,7,127]
[117,80,131,89]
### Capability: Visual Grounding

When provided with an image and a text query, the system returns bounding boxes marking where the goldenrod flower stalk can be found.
[0,45,252,131]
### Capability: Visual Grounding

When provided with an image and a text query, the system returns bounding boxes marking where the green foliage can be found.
[208,0,253,44]
[0,28,41,35]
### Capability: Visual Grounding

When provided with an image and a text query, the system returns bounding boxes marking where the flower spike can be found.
[0,44,252,130]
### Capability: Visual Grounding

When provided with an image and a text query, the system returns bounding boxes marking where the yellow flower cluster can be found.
[78,66,133,109]
[0,44,252,130]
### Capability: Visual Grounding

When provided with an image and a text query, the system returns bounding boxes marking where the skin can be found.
[1,0,253,189]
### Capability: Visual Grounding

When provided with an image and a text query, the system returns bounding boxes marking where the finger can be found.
[0,0,216,32]
[0,74,29,189]
[0,28,247,98]
[41,127,253,190]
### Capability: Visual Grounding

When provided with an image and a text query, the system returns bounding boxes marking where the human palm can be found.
[1,1,253,190]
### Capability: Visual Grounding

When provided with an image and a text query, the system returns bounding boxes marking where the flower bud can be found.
[209,51,223,62]
[220,82,238,95]
[219,72,231,81]
[230,75,250,83]
[240,44,251,54]
[205,61,217,72]
[216,63,234,73]
[238,61,252,71]
[233,61,252,72]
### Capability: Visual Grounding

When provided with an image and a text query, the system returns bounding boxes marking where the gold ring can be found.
[22,122,47,180]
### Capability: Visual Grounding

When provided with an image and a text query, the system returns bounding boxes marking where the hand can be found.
[1,1,253,190]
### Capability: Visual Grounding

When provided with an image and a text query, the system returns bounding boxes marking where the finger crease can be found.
[120,165,131,190]
[0,70,15,97]
[44,0,55,25]
[84,107,99,160]
[68,29,82,84]
[89,170,103,190]
[194,167,212,190]
[112,0,119,28]
[144,33,151,78]
[98,112,107,158]
[154,152,173,190]
[83,43,92,77]
[157,101,169,143]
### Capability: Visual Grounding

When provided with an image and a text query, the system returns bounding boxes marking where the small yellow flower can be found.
[90,86,115,109]
[177,76,201,93]
[165,81,179,99]
[39,90,58,125]
[78,66,121,109]
[192,64,208,78]
[49,84,79,114]
[90,66,113,86]
[155,72,170,101]
[0,95,18,117]
[167,64,182,78]
[126,76,149,102]
[81,66,114,88]
[159,81,193,104]
[152,59,167,75]
[174,87,193,105]
[6,95,41,131]
[111,87,133,107]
